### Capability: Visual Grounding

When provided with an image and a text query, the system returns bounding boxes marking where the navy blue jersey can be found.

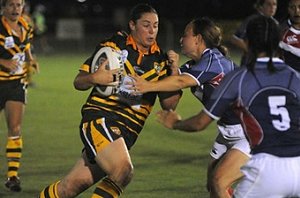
[234,13,278,66]
[233,13,261,40]
[234,12,278,40]
[179,48,240,125]
[205,57,300,157]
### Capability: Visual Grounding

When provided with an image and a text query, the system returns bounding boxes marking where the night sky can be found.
[28,0,288,20]
[26,0,289,44]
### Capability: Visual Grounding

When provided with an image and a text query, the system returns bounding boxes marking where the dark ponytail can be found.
[191,17,228,57]
[245,16,280,73]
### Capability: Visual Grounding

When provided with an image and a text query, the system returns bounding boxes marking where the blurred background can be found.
[26,0,289,54]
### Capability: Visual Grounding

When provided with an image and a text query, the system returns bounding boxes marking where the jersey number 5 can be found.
[268,96,291,131]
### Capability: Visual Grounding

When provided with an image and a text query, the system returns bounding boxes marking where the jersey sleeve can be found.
[179,52,222,86]
[204,69,241,119]
[79,33,126,73]
[79,45,101,73]
[233,14,258,40]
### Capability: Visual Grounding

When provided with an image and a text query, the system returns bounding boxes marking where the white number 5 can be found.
[268,96,290,131]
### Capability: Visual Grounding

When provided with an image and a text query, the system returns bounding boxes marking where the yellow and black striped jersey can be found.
[22,13,34,41]
[0,15,32,81]
[79,34,174,141]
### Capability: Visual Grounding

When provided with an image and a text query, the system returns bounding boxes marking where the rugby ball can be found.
[91,47,127,97]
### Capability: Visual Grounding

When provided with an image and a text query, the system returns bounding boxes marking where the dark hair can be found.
[129,4,158,24]
[246,15,280,72]
[126,4,158,33]
[255,0,266,9]
[190,17,228,56]
[254,0,276,10]
[1,0,25,7]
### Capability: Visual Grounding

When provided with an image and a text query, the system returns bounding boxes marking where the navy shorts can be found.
[0,79,27,110]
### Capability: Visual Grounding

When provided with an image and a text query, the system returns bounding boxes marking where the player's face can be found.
[130,12,159,53]
[180,23,199,58]
[260,0,277,17]
[2,0,24,22]
[289,0,300,28]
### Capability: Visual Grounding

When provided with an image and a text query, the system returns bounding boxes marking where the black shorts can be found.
[0,79,27,110]
[80,116,138,164]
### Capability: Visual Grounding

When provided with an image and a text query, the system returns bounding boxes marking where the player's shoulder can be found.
[279,19,291,33]
[18,16,31,30]
[238,13,261,27]
[100,32,128,50]
[246,13,260,21]
[222,66,247,82]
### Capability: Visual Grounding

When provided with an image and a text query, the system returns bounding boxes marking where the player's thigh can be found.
[80,118,133,176]
[3,80,26,134]
[95,137,132,177]
[213,148,249,184]
[206,156,220,191]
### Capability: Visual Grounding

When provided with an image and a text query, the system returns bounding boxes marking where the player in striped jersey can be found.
[157,16,300,197]
[279,0,300,71]
[39,4,181,198]
[131,17,250,198]
[0,0,38,192]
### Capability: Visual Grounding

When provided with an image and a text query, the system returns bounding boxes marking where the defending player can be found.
[157,15,300,197]
[130,17,250,198]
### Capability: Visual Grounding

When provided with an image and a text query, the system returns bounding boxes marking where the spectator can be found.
[32,4,51,53]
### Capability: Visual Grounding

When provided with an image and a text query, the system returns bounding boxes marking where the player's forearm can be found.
[230,36,247,52]
[173,117,204,132]
[149,76,187,92]
[173,111,213,132]
[73,73,96,90]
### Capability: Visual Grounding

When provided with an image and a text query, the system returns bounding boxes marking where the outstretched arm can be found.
[131,73,197,94]
[156,109,213,132]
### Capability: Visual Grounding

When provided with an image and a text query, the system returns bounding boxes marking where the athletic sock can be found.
[6,136,23,178]
[39,181,60,198]
[92,177,123,198]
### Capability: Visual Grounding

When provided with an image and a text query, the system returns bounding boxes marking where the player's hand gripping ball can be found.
[91,47,128,97]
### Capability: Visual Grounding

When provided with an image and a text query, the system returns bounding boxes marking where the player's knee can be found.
[118,162,134,187]
[8,125,21,135]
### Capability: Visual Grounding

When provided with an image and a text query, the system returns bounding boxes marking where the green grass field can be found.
[0,52,239,198]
